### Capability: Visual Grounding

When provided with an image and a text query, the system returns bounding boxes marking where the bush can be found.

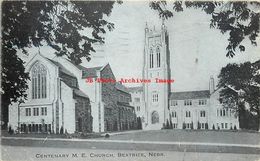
[105,133,110,138]
[182,123,186,129]
[205,123,208,130]
[191,122,194,129]
[8,126,14,135]
[166,119,170,129]
[234,125,237,130]
[218,126,220,130]
[212,125,215,130]
[60,126,64,134]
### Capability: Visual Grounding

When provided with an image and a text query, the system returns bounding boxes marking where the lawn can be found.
[103,129,260,145]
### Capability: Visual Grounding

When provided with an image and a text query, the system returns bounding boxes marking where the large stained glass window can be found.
[31,62,47,99]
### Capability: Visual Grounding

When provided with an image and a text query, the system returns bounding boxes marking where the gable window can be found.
[184,100,192,106]
[31,62,47,99]
[25,108,31,116]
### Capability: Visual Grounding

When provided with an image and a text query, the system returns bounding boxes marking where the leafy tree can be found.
[218,60,260,131]
[1,1,119,128]
[150,1,260,57]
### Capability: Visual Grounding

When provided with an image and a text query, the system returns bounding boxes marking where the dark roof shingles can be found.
[170,90,210,100]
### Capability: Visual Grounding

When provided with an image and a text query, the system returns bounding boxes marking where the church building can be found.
[129,23,239,130]
[8,53,136,134]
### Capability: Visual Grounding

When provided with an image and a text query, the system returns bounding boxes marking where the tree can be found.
[1,1,119,128]
[205,123,208,130]
[218,60,260,131]
[166,119,170,129]
[150,1,260,57]
[197,121,201,129]
[169,119,173,129]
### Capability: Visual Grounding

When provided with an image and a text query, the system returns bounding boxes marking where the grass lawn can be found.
[103,129,260,145]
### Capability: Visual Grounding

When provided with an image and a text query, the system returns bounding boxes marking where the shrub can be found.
[60,126,64,134]
[212,125,215,130]
[105,133,110,138]
[234,125,237,130]
[205,123,208,130]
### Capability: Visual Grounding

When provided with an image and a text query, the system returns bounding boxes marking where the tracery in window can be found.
[31,62,47,99]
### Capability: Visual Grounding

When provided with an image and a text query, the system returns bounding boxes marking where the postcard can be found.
[1,1,260,161]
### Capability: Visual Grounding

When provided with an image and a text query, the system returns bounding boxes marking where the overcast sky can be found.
[25,1,260,92]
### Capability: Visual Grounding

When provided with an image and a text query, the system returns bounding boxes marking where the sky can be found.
[23,1,260,92]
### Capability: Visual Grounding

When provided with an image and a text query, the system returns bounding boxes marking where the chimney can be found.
[209,76,215,94]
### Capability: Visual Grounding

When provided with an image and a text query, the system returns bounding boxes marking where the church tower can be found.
[142,22,171,130]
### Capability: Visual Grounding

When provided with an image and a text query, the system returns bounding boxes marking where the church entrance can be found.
[151,111,159,124]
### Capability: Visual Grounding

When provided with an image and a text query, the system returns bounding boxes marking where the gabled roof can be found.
[73,89,89,99]
[80,65,103,78]
[46,58,76,78]
[115,82,130,94]
[128,86,143,92]
[170,90,210,100]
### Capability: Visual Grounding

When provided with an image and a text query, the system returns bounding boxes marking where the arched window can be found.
[149,49,154,68]
[151,111,159,124]
[31,62,47,99]
[156,47,160,67]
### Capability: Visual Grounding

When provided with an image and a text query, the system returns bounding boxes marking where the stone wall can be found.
[100,65,119,132]
[75,96,92,133]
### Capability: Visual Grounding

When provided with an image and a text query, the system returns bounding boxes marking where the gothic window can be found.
[31,62,47,99]
[149,49,154,68]
[156,47,160,67]
[151,111,159,124]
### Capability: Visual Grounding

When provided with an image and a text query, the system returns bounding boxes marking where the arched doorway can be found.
[151,111,159,124]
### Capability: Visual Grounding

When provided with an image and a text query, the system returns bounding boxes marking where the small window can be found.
[199,99,207,105]
[184,100,192,106]
[33,108,39,116]
[186,111,191,117]
[152,92,159,102]
[170,100,178,106]
[172,111,177,118]
[200,111,206,117]
[41,107,47,116]
[134,98,140,102]
[25,108,31,116]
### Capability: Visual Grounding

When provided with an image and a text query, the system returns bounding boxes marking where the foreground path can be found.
[1,145,260,161]
[2,136,260,154]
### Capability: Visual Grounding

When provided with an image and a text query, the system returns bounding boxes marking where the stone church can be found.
[129,23,239,130]
[8,53,136,134]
